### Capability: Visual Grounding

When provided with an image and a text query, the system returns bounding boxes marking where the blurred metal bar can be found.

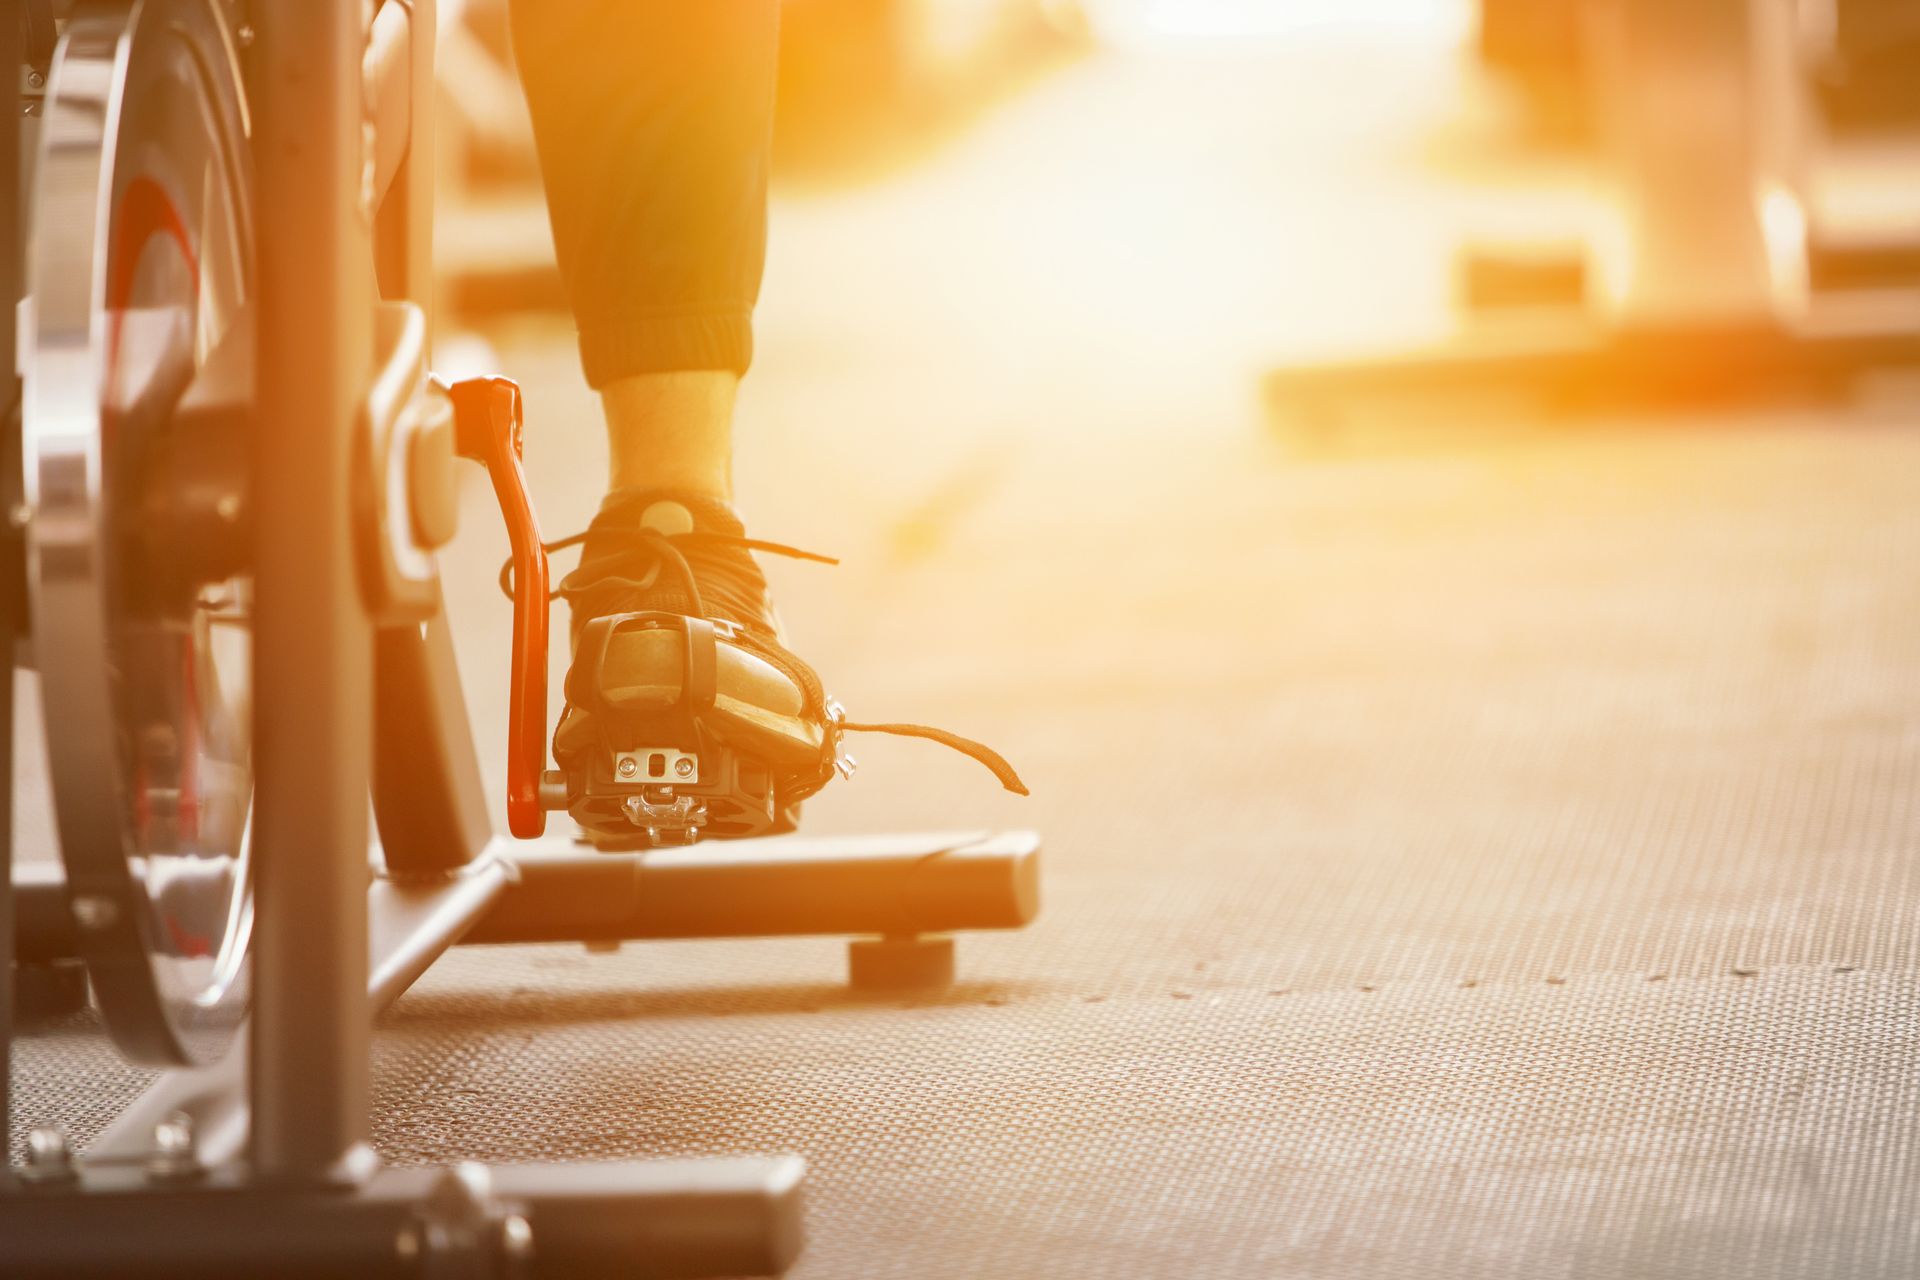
[89,1041,252,1168]
[372,0,435,307]
[366,856,510,1009]
[24,826,1043,964]
[248,0,378,1180]
[18,848,508,978]
[0,1155,805,1279]
[90,852,516,1169]
[12,860,72,962]
[466,830,1041,945]
[1265,310,1920,418]
[362,0,411,215]
[485,1157,806,1278]
[1586,0,1809,327]
[1,0,22,1166]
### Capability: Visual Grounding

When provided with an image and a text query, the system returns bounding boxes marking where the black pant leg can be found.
[508,0,779,385]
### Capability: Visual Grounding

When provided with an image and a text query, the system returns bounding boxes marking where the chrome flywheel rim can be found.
[24,0,255,1067]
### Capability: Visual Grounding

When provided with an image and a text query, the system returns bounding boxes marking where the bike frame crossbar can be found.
[14,832,1040,987]
[0,1155,806,1280]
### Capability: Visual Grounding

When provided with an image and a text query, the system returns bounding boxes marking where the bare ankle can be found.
[600,370,738,499]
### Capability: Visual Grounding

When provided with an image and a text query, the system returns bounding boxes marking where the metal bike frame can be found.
[1263,0,1920,420]
[0,3,1038,1271]
[2,0,22,1185]
[249,0,381,1181]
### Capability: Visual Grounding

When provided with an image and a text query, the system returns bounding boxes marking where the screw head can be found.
[27,71,43,89]
[25,1127,72,1166]
[616,755,639,779]
[500,1214,534,1260]
[423,1162,494,1225]
[22,1127,78,1184]
[71,894,119,931]
[153,1112,194,1158]
[673,756,694,778]
[146,1112,203,1181]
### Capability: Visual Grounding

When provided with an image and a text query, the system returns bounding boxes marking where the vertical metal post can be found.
[1587,0,1809,327]
[1,0,25,1168]
[372,0,434,313]
[0,556,12,1175]
[367,0,495,876]
[248,0,376,1179]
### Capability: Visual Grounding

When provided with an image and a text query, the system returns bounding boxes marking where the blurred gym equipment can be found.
[1267,0,1920,431]
[0,2,1038,1274]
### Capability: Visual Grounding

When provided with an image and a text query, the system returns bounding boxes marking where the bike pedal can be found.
[564,740,795,849]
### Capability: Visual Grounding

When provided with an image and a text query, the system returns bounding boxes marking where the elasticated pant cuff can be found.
[578,312,754,387]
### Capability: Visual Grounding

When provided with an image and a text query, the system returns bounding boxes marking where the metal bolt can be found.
[153,1112,193,1157]
[147,1111,201,1181]
[22,1127,76,1183]
[616,756,639,779]
[673,756,695,778]
[359,120,379,222]
[70,894,119,931]
[27,72,43,90]
[500,1214,534,1261]
[433,1162,493,1215]
[26,1128,68,1163]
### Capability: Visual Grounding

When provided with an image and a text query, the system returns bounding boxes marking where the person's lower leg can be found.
[509,0,773,508]
[601,370,737,501]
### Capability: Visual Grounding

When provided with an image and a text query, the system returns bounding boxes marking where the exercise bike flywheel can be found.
[24,0,256,1066]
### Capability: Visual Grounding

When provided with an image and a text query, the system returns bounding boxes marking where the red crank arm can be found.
[445,376,550,838]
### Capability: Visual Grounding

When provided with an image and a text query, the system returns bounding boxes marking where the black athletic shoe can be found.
[533,488,1024,847]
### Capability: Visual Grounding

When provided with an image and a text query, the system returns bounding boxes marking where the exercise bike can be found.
[1266,0,1920,436]
[0,1,1039,1274]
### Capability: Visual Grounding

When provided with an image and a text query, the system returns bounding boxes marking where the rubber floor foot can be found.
[847,935,956,992]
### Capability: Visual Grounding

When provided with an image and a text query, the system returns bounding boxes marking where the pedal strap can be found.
[682,616,718,714]
[565,613,623,721]
[563,614,1028,803]
[567,611,723,717]
[840,720,1030,796]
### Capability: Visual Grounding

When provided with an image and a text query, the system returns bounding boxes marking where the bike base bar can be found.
[466,829,1039,946]
[0,1154,804,1280]
[13,829,1041,967]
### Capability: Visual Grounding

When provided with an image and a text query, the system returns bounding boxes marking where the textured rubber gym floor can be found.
[15,32,1920,1279]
